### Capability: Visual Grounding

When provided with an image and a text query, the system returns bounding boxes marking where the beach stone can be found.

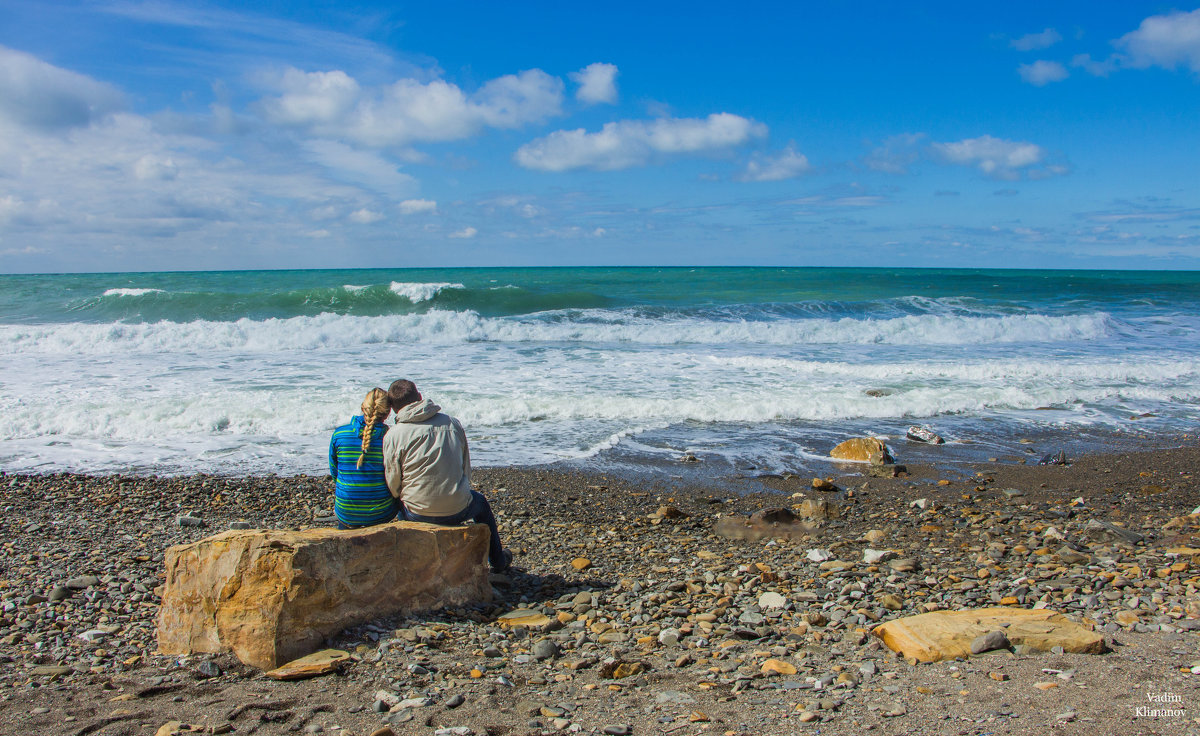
[156,521,492,669]
[759,592,788,610]
[1084,519,1144,546]
[906,426,944,444]
[794,498,839,520]
[498,609,551,628]
[863,549,896,564]
[571,557,592,571]
[651,505,687,520]
[1114,610,1141,627]
[873,608,1107,663]
[65,575,100,590]
[176,515,203,527]
[48,586,73,602]
[970,630,1011,654]
[265,649,350,680]
[196,660,221,678]
[761,658,797,675]
[868,463,906,477]
[658,628,681,647]
[830,437,893,463]
[532,639,559,661]
[1057,546,1089,565]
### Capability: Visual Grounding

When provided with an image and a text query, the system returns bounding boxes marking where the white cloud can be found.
[515,113,767,172]
[258,67,563,147]
[1116,8,1200,73]
[0,45,123,130]
[257,68,360,127]
[133,154,180,181]
[784,195,887,209]
[348,208,383,224]
[1011,28,1062,51]
[0,51,430,270]
[1071,53,1119,77]
[398,199,437,215]
[738,144,811,181]
[931,135,1064,180]
[569,63,618,104]
[473,70,564,127]
[99,0,399,80]
[863,133,925,174]
[1018,60,1069,86]
[449,226,477,238]
[301,139,416,194]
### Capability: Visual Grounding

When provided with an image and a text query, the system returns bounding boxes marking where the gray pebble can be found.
[970,630,1011,655]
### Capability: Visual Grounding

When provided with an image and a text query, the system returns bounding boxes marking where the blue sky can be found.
[0,1,1198,272]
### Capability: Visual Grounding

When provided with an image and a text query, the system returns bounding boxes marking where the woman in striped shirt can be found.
[329,388,398,529]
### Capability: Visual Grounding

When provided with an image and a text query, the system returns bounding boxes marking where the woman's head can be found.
[357,387,390,468]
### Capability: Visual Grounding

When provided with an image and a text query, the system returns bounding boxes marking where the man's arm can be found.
[383,429,404,498]
[455,418,471,488]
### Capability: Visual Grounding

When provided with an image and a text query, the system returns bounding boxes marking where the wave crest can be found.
[0,309,1116,355]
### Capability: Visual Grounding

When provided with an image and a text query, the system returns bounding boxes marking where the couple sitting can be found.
[329,379,512,573]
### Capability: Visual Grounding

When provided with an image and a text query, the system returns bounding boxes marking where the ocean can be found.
[1,267,1197,478]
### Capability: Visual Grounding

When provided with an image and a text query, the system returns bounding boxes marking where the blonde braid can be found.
[357,387,391,468]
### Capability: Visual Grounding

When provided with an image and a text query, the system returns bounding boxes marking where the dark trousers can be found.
[402,490,506,570]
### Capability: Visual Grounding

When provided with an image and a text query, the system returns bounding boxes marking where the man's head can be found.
[388,379,421,410]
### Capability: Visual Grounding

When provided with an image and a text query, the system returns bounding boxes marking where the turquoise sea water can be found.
[1,267,1197,476]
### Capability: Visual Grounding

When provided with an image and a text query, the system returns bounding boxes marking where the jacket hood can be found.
[395,398,441,424]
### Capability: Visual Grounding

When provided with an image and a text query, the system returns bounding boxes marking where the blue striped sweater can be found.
[329,415,397,528]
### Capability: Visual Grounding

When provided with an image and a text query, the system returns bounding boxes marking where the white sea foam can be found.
[342,284,368,292]
[1,299,1196,475]
[102,288,164,297]
[1,327,1196,475]
[0,309,1117,355]
[388,282,465,302]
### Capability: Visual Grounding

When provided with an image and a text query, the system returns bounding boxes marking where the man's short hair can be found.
[388,379,420,409]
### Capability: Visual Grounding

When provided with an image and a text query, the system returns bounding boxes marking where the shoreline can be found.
[0,441,1198,734]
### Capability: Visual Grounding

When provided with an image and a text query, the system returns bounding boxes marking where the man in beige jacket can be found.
[383,379,511,572]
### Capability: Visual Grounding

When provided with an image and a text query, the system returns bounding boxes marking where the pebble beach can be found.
[2,440,1199,736]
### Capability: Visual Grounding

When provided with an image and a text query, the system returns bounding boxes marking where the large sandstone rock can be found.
[830,437,894,464]
[873,608,1107,663]
[157,522,491,670]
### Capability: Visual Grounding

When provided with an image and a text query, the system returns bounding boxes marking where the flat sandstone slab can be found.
[157,522,491,669]
[872,607,1107,663]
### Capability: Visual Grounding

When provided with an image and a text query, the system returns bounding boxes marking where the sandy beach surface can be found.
[1,439,1198,736]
